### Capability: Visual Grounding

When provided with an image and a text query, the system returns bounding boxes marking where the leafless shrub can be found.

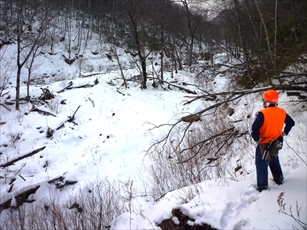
[282,103,307,166]
[0,46,14,97]
[46,97,62,114]
[71,178,127,229]
[145,111,251,202]
[14,111,25,124]
[277,192,307,230]
[0,178,127,230]
[119,179,135,229]
[145,140,206,202]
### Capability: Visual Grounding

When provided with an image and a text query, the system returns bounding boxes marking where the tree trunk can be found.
[26,46,40,101]
[274,0,278,74]
[254,0,274,66]
[243,0,261,51]
[160,2,164,81]
[141,59,147,89]
[15,68,21,110]
[181,0,200,68]
[233,0,252,84]
[127,10,148,89]
[14,0,50,110]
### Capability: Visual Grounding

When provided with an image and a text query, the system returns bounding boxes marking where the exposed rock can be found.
[181,114,201,123]
[158,208,218,230]
[228,107,235,116]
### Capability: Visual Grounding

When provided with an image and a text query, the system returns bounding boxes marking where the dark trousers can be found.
[255,145,284,189]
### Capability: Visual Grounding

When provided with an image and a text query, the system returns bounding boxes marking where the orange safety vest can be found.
[259,107,286,144]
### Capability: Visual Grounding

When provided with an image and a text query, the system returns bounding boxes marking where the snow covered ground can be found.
[0,40,306,230]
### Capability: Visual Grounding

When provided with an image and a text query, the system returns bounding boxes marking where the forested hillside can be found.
[1,0,306,95]
[0,1,306,229]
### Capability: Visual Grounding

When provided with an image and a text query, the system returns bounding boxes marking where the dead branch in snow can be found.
[177,128,248,164]
[146,85,306,164]
[26,106,57,117]
[45,105,82,138]
[183,85,307,107]
[67,105,81,123]
[0,146,46,168]
[116,90,125,96]
[0,90,10,98]
[57,79,99,93]
[48,176,78,190]
[0,175,78,214]
[56,105,81,129]
[57,81,73,93]
[0,186,40,214]
[148,77,198,94]
[0,95,15,111]
[0,103,11,111]
[80,72,101,78]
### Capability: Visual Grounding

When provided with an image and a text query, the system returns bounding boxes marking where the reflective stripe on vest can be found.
[259,107,286,144]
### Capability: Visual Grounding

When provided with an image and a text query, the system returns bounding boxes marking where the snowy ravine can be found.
[0,42,306,229]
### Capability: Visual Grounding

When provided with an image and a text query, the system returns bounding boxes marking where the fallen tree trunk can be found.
[0,175,78,213]
[57,81,73,93]
[56,105,81,131]
[48,175,78,190]
[147,77,197,94]
[0,185,40,214]
[57,79,98,93]
[0,146,46,168]
[46,105,82,138]
[26,106,56,117]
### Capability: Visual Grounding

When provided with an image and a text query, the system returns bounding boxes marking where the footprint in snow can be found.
[232,219,249,230]
[220,189,259,229]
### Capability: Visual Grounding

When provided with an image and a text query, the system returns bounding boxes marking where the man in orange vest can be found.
[251,89,295,192]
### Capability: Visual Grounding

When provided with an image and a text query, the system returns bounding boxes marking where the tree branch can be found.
[0,146,46,168]
[146,86,305,164]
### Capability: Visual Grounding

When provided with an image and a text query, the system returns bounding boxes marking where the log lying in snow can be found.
[26,106,56,117]
[147,77,197,94]
[57,81,73,93]
[0,185,40,214]
[46,105,82,138]
[57,79,99,93]
[0,146,46,168]
[0,175,78,213]
[48,176,78,190]
[55,105,81,131]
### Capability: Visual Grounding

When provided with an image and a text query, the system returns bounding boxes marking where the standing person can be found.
[251,89,295,192]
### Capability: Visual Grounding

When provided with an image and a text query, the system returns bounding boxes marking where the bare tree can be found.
[64,0,74,59]
[125,0,153,89]
[15,0,50,110]
[24,44,42,101]
[180,0,202,67]
[109,44,127,88]
[159,0,167,81]
[254,0,274,66]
